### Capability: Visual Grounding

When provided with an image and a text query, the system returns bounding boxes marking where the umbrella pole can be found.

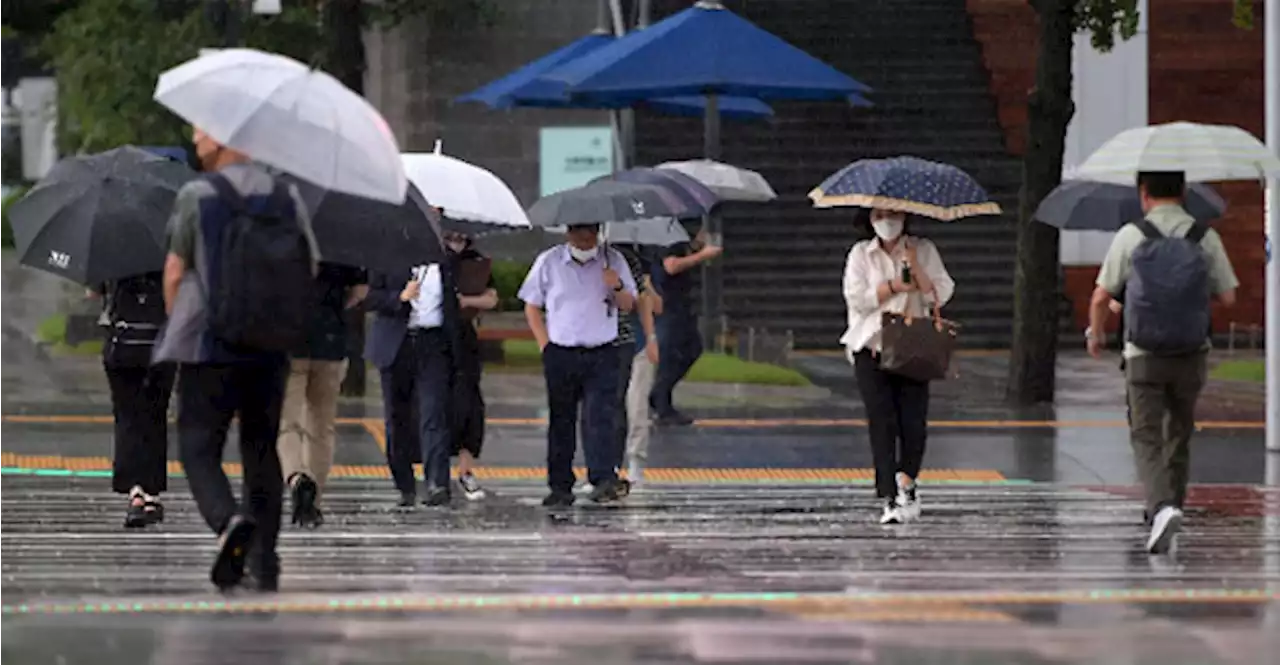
[1266,0,1279,453]
[700,94,723,351]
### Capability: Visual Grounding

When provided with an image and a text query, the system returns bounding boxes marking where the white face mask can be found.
[569,245,599,263]
[871,217,905,242]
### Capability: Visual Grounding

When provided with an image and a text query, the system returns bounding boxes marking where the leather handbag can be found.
[878,287,959,382]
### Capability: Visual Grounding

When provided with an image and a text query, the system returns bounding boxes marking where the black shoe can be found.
[542,491,575,508]
[124,499,149,529]
[458,472,487,501]
[290,474,322,528]
[654,412,694,427]
[588,479,628,504]
[144,498,165,524]
[243,572,280,593]
[211,515,257,590]
[423,487,451,507]
[397,492,416,509]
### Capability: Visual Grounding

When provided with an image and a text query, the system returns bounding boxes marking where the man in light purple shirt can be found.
[519,224,638,507]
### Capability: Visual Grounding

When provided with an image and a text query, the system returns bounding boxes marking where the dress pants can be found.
[277,358,346,496]
[177,359,289,580]
[381,328,452,496]
[544,343,619,493]
[107,363,176,494]
[650,308,701,417]
[853,350,930,498]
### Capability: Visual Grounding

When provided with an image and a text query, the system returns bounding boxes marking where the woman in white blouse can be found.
[841,208,955,524]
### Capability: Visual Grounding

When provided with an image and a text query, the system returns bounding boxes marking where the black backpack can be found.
[206,174,314,353]
[103,273,166,367]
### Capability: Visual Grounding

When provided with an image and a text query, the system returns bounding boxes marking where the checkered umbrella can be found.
[809,156,1001,221]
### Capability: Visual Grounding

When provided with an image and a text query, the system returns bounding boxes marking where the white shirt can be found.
[840,237,955,357]
[409,263,445,329]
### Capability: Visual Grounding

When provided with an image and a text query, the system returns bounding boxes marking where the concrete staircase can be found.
[632,0,1022,349]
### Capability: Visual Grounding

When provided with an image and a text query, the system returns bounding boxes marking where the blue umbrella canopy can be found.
[457,32,774,120]
[545,1,872,105]
[1034,180,1226,231]
[592,167,720,215]
[810,156,1002,222]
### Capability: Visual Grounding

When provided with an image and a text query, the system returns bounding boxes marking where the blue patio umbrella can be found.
[592,167,720,215]
[457,32,774,121]
[809,156,1002,222]
[545,1,872,106]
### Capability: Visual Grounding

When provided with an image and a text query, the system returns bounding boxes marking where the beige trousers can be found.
[277,358,347,497]
[625,351,656,463]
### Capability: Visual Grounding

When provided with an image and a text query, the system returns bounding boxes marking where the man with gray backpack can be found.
[1086,171,1238,555]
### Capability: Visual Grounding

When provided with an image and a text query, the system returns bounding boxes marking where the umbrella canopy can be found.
[1035,180,1227,231]
[458,32,775,120]
[809,156,1002,221]
[402,145,531,229]
[527,180,697,227]
[9,146,197,284]
[291,178,445,274]
[154,48,406,204]
[594,167,720,215]
[1072,122,1280,184]
[545,1,872,105]
[656,159,777,202]
[603,217,691,247]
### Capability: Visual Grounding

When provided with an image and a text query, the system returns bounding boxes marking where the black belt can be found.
[549,342,612,353]
[406,327,443,337]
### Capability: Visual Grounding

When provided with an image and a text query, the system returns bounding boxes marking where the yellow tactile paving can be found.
[0,452,1005,483]
[1,414,1264,429]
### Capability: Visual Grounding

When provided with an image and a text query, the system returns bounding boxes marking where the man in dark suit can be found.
[364,255,461,508]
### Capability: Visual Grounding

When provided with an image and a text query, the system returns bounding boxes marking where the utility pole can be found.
[1265,0,1278,453]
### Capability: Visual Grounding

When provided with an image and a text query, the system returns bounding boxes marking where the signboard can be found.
[539,126,614,197]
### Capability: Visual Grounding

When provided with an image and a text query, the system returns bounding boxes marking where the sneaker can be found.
[423,487,451,507]
[896,473,921,521]
[1146,506,1184,554]
[588,478,628,504]
[396,492,416,509]
[654,412,694,427]
[575,482,595,496]
[542,491,575,508]
[458,472,486,501]
[290,474,322,529]
[879,499,904,525]
[211,515,256,590]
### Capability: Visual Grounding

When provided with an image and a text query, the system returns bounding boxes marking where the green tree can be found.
[1006,0,1255,405]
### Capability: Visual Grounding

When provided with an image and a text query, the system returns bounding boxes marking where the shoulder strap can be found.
[206,173,244,214]
[1184,220,1210,244]
[1132,218,1162,240]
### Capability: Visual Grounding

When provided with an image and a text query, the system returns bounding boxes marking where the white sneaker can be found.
[896,473,921,521]
[1146,506,1184,554]
[458,472,486,501]
[575,482,595,495]
[879,500,905,525]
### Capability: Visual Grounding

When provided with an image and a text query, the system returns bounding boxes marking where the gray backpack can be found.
[1124,218,1211,355]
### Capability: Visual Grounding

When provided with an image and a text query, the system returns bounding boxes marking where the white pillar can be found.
[1266,0,1279,452]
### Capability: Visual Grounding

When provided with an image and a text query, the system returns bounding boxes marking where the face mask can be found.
[871,217,905,242]
[569,245,599,263]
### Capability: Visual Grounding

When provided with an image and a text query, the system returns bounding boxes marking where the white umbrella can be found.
[656,159,777,202]
[1073,122,1280,184]
[402,142,530,228]
[154,48,406,203]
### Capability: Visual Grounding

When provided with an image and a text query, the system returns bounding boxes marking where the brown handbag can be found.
[878,287,959,382]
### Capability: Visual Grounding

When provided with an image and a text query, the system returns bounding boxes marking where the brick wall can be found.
[1148,0,1266,327]
[966,0,1037,156]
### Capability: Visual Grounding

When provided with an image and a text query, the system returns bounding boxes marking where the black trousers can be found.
[451,326,484,458]
[381,328,452,495]
[106,363,176,494]
[650,309,702,417]
[178,359,288,579]
[579,343,632,473]
[853,350,930,498]
[544,343,619,492]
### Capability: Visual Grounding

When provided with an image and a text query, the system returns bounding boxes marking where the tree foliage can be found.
[28,0,493,154]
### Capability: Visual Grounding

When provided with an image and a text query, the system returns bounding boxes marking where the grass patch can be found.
[35,313,104,356]
[498,339,810,386]
[1210,359,1265,383]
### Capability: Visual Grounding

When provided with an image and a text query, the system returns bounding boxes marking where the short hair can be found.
[1137,171,1185,199]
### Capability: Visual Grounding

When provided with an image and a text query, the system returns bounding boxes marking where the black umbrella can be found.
[9,146,196,285]
[1035,180,1226,231]
[291,178,445,274]
[526,180,696,227]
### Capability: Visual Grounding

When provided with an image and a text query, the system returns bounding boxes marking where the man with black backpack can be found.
[154,127,319,591]
[1086,171,1239,555]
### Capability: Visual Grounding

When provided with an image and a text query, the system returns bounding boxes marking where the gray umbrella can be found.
[525,180,697,227]
[1034,180,1226,231]
[604,218,691,247]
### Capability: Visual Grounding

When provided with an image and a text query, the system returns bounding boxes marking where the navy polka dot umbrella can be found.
[808,156,1002,221]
